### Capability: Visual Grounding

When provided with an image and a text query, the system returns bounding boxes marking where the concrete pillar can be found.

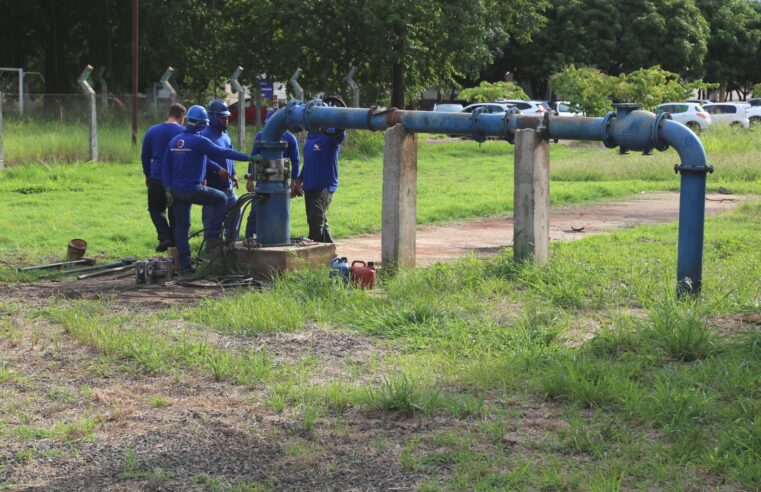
[382,124,417,271]
[513,128,549,264]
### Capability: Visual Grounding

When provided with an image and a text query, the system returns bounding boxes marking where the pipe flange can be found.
[256,139,288,151]
[501,111,515,144]
[674,164,714,175]
[652,112,672,152]
[285,99,303,132]
[601,111,617,148]
[303,99,326,131]
[471,107,487,143]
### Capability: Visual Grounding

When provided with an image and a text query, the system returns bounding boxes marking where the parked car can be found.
[461,102,516,114]
[654,102,711,131]
[228,97,269,125]
[432,103,464,113]
[553,101,586,117]
[745,104,761,125]
[499,99,550,115]
[701,103,750,129]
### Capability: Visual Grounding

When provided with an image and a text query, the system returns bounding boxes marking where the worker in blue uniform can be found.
[140,103,186,252]
[244,108,301,239]
[162,105,252,275]
[296,127,346,243]
[202,99,240,244]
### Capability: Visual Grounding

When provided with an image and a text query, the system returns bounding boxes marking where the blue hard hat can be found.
[207,99,231,117]
[186,105,209,125]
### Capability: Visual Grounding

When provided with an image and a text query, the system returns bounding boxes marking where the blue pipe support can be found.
[261,100,710,295]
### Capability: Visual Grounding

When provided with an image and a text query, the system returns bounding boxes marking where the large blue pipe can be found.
[261,100,710,295]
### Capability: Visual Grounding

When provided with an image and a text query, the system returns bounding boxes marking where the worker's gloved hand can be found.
[246,179,255,193]
[291,178,303,198]
[231,175,239,188]
[165,188,174,207]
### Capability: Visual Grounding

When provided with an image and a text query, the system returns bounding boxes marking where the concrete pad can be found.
[224,241,336,276]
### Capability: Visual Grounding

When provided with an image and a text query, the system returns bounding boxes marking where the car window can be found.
[671,104,688,113]
[558,103,571,112]
[749,99,761,107]
[703,106,720,114]
[512,102,531,110]
[656,105,671,113]
[721,105,737,114]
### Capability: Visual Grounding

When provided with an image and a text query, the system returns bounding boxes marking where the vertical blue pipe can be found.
[658,119,711,295]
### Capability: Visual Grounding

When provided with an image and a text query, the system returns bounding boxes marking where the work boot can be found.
[155,239,172,252]
[206,238,225,264]
[178,266,196,278]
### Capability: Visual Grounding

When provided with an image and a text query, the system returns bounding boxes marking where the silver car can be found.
[655,103,711,131]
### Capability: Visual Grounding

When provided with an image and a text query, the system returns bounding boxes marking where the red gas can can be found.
[350,260,376,289]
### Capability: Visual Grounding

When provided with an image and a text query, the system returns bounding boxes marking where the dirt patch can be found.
[336,192,750,265]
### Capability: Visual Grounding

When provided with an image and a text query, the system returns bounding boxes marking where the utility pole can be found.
[131,0,139,145]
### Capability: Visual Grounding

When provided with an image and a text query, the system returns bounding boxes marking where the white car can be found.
[461,102,516,114]
[499,100,550,115]
[553,101,585,117]
[702,103,750,129]
[743,103,761,125]
[432,103,464,113]
[654,103,711,131]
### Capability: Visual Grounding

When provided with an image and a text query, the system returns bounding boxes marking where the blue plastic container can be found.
[330,256,350,285]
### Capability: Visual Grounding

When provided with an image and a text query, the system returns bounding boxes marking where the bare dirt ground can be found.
[336,191,747,265]
[0,192,750,490]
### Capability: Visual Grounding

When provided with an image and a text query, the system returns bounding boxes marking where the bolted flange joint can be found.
[674,164,714,175]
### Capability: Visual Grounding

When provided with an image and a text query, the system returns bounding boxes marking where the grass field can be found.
[0,124,760,490]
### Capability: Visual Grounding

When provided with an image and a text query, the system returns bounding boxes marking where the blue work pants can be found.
[202,187,240,243]
[172,187,227,271]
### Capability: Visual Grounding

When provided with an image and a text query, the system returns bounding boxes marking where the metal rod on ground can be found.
[160,66,177,104]
[19,258,96,272]
[229,66,246,151]
[40,257,137,278]
[77,264,135,280]
[77,65,98,162]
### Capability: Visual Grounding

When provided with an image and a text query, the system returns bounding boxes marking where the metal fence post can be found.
[0,92,4,169]
[229,66,246,151]
[345,66,359,107]
[290,68,306,150]
[161,67,177,104]
[77,65,98,162]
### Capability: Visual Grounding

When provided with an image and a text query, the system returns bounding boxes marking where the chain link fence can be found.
[0,92,266,166]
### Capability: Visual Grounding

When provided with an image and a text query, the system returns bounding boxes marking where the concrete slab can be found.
[224,241,336,276]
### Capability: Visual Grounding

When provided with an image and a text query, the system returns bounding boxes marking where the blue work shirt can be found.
[140,122,184,180]
[202,127,236,190]
[300,130,346,193]
[162,127,250,194]
[248,130,301,180]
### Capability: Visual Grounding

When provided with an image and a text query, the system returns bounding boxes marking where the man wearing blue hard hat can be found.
[298,126,346,243]
[161,104,252,275]
[202,99,240,244]
[244,107,301,239]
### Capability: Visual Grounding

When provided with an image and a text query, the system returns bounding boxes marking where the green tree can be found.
[550,66,616,116]
[614,66,691,111]
[458,81,528,102]
[696,0,761,100]
[488,0,709,98]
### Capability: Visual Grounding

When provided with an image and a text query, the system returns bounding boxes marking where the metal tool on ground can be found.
[41,257,137,279]
[135,258,175,284]
[19,258,96,272]
[77,264,135,280]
